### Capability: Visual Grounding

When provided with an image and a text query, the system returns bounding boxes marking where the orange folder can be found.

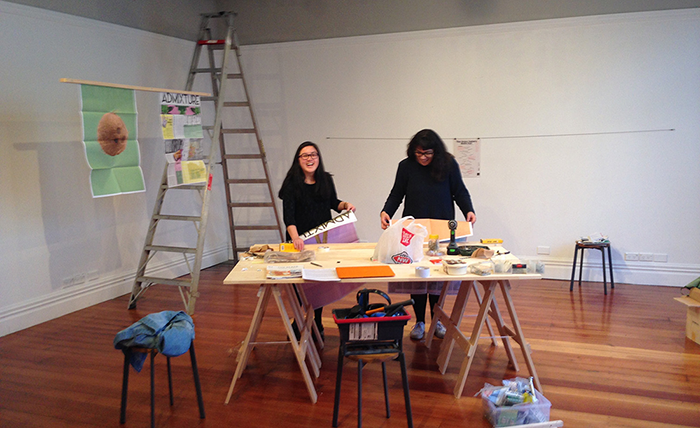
[336,265,395,279]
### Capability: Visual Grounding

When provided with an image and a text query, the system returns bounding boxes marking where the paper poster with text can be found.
[160,92,207,187]
[80,85,145,197]
[454,138,480,178]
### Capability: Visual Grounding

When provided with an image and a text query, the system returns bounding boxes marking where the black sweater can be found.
[281,176,341,240]
[381,157,474,221]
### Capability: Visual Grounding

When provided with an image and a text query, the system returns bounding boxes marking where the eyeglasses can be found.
[415,150,434,158]
[298,152,319,160]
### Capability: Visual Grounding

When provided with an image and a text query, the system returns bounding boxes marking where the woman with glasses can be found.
[279,141,356,337]
[380,129,476,341]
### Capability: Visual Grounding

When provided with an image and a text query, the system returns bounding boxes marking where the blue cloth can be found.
[114,311,195,372]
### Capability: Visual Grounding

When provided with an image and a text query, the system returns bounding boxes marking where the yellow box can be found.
[279,243,299,252]
[675,288,700,346]
[480,238,503,244]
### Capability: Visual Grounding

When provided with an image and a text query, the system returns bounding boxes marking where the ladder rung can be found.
[201,96,217,102]
[137,276,192,288]
[234,225,282,231]
[227,178,269,184]
[223,154,263,160]
[222,128,256,134]
[165,183,207,190]
[230,202,275,208]
[192,67,222,74]
[145,245,198,254]
[227,73,243,79]
[223,101,250,107]
[154,214,202,222]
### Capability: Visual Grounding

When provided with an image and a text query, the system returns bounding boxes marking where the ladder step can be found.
[154,214,202,222]
[223,154,263,160]
[234,225,282,231]
[145,245,198,254]
[222,128,256,134]
[164,183,207,190]
[192,67,223,74]
[230,202,275,208]
[227,73,243,79]
[223,101,250,107]
[137,276,193,288]
[227,178,269,184]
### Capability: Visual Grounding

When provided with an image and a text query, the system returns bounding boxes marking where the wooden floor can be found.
[1,263,699,428]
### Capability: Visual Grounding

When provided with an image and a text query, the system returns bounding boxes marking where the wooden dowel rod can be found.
[60,78,210,97]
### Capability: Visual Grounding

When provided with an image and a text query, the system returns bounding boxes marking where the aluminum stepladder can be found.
[202,12,284,262]
[128,12,240,314]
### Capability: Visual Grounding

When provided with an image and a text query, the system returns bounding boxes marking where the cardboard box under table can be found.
[675,288,700,346]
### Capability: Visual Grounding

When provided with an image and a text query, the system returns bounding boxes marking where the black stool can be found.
[570,241,614,295]
[332,310,413,428]
[119,341,205,427]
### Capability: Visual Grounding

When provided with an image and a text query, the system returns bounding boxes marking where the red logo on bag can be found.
[391,251,413,264]
[400,228,415,246]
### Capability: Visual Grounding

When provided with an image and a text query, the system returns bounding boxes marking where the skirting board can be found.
[525,256,700,287]
[0,245,230,337]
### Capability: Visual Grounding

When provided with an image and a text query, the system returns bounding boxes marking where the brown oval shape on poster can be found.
[97,112,128,156]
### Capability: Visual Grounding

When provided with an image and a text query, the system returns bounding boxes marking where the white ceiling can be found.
[7,0,700,44]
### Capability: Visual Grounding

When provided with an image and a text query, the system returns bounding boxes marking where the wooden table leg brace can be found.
[430,280,541,398]
[225,283,321,404]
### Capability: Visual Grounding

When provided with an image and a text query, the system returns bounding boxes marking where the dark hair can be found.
[406,129,453,182]
[278,141,333,201]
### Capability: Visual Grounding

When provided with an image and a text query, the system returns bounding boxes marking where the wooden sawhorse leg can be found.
[498,280,542,392]
[283,284,322,376]
[273,284,319,403]
[224,283,320,404]
[428,281,500,369]
[225,284,272,404]
[433,280,541,398]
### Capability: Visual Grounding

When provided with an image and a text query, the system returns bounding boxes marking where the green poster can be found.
[80,85,145,197]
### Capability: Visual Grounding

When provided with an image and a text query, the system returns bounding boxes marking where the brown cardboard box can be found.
[675,288,700,346]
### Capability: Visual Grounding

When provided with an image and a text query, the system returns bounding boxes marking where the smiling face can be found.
[298,145,320,179]
[414,147,434,167]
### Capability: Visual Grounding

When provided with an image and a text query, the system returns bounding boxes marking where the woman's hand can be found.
[292,237,305,251]
[380,211,392,230]
[466,212,477,224]
[339,201,356,212]
[287,225,304,251]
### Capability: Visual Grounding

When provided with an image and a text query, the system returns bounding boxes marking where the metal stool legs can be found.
[333,345,413,428]
[119,343,205,427]
[570,243,615,295]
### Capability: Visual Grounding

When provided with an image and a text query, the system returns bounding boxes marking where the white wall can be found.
[2,3,699,337]
[0,1,228,336]
[240,10,700,286]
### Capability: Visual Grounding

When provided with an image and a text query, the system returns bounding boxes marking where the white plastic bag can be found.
[372,216,428,264]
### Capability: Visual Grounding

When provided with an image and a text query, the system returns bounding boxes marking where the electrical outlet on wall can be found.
[639,253,654,262]
[624,252,639,261]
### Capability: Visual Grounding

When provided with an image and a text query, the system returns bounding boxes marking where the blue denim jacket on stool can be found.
[114,311,195,372]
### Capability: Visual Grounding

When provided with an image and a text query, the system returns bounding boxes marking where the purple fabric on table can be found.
[301,222,363,309]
